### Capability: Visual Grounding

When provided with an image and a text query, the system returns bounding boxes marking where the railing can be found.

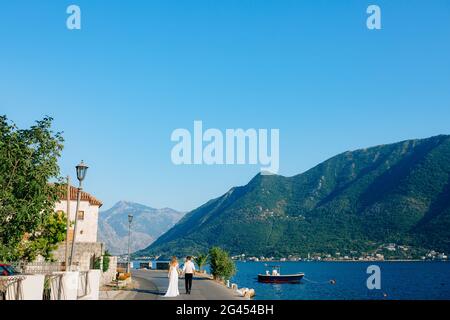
[2,263,97,300]
[77,271,90,298]
[13,262,65,274]
[44,274,65,300]
[0,276,26,300]
[7,262,64,300]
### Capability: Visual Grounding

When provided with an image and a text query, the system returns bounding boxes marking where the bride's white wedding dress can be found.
[164,264,180,297]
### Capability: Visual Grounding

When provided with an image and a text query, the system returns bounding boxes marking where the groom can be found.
[182,256,196,294]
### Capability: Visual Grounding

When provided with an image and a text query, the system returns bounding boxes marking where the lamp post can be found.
[127,214,133,274]
[68,161,88,270]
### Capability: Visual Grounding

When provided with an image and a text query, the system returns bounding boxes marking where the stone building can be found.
[53,186,104,271]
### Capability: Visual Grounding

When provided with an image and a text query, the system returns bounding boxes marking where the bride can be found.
[164,256,180,297]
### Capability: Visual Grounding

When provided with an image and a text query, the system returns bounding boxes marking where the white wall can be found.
[1,271,101,300]
[50,271,79,300]
[1,275,45,300]
[78,270,101,300]
[55,200,99,243]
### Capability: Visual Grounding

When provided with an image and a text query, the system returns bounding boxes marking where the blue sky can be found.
[1,1,449,211]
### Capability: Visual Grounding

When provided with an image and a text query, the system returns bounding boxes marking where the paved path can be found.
[100,270,245,300]
[99,274,159,300]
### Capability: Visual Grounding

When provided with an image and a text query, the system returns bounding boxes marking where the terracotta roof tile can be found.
[59,185,103,207]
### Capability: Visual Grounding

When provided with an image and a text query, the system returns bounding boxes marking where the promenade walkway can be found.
[100,269,245,300]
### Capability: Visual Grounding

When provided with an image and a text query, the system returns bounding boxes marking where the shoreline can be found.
[236,259,449,263]
[133,259,449,265]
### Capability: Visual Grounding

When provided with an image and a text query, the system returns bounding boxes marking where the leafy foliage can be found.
[194,253,209,272]
[208,247,236,280]
[103,251,111,272]
[0,115,65,262]
[94,251,111,272]
[141,135,450,257]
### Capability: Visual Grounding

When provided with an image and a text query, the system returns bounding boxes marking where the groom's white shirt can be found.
[183,261,196,274]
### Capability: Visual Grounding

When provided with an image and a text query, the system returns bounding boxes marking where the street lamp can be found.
[68,161,89,270]
[127,214,133,273]
[76,161,88,182]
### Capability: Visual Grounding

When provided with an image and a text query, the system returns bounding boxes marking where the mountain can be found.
[98,201,185,255]
[139,135,450,257]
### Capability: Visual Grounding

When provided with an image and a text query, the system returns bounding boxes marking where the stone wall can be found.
[53,242,104,271]
[100,256,117,286]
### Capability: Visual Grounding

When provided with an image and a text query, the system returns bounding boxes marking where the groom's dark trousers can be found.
[185,273,193,293]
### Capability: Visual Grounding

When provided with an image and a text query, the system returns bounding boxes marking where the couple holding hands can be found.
[164,256,196,298]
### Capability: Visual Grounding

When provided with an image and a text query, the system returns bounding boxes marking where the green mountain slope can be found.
[138,135,450,257]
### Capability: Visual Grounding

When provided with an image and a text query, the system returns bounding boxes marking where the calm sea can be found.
[231,261,450,300]
[133,260,450,300]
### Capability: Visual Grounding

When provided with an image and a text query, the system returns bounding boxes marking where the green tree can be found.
[93,256,101,270]
[103,251,111,272]
[0,115,66,262]
[93,252,110,272]
[208,247,236,280]
[194,253,209,273]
